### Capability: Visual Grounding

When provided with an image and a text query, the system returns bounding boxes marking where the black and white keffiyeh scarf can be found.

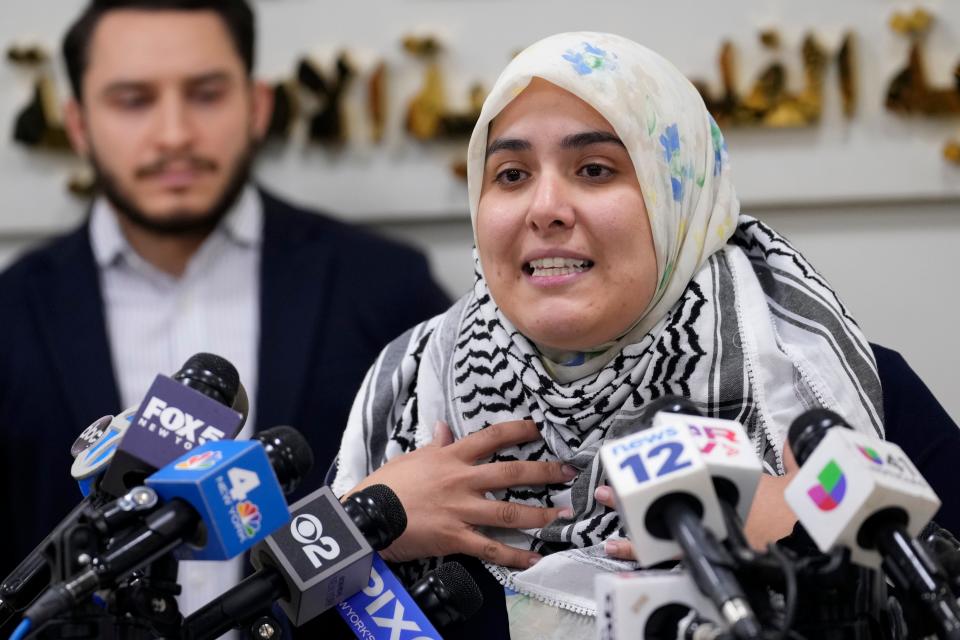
[333,217,883,614]
[334,32,884,615]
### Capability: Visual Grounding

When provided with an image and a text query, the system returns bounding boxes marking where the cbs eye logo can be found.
[291,514,341,569]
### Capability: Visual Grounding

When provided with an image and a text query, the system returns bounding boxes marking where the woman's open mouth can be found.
[522,257,595,277]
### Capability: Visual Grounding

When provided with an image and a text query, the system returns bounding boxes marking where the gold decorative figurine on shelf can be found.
[885,8,959,115]
[403,35,485,141]
[7,44,71,151]
[693,30,856,128]
[7,43,95,196]
[884,8,960,163]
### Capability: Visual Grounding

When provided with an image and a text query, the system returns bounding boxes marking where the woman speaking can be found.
[331,31,956,638]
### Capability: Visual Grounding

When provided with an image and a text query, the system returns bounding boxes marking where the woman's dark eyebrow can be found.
[486,137,532,158]
[486,131,623,158]
[560,131,624,149]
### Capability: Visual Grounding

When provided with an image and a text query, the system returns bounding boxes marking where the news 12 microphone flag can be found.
[653,412,763,524]
[598,420,727,565]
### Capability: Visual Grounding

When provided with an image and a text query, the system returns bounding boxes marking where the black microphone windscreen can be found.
[638,395,703,425]
[232,381,249,423]
[787,408,853,466]
[434,561,483,620]
[174,353,241,406]
[254,426,314,495]
[364,484,407,541]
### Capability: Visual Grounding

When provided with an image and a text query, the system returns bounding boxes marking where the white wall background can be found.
[1,0,958,420]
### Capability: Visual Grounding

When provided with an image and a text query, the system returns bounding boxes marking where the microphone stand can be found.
[20,489,185,639]
[179,567,288,640]
[718,502,897,640]
[874,521,960,640]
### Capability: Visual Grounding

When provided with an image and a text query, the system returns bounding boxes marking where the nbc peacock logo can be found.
[236,501,262,538]
[857,445,884,465]
[807,460,847,511]
[174,450,222,471]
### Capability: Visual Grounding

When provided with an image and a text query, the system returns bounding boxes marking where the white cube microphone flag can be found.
[599,413,762,566]
[599,407,764,638]
[785,426,940,567]
[596,570,721,640]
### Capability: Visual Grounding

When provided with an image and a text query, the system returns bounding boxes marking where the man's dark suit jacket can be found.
[0,190,451,577]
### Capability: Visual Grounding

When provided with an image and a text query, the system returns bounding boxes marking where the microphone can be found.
[184,483,482,640]
[0,357,249,627]
[336,557,482,640]
[70,409,137,498]
[72,380,248,498]
[99,353,247,497]
[599,419,763,639]
[636,395,704,425]
[254,484,405,627]
[21,426,308,629]
[145,426,309,561]
[403,560,483,628]
[649,404,763,532]
[783,409,960,639]
[0,501,92,627]
[922,521,960,590]
[182,483,403,639]
[596,569,722,640]
[2,356,249,635]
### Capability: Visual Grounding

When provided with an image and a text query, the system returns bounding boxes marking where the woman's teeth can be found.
[524,257,594,277]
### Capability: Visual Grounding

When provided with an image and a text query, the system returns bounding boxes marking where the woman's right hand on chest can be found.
[347,419,577,569]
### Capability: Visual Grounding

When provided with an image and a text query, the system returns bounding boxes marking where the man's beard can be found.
[89,143,255,237]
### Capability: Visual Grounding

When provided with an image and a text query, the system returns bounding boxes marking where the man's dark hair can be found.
[62,0,255,101]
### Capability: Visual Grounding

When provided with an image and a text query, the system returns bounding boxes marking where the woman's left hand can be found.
[594,444,801,560]
[742,444,799,549]
[594,485,636,561]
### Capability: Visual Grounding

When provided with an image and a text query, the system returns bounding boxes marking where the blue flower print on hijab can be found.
[562,42,618,75]
[659,123,684,201]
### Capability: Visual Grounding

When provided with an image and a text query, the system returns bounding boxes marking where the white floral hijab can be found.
[467,32,739,379]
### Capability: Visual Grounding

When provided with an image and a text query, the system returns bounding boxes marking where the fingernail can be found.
[433,421,444,438]
[528,556,541,567]
[558,508,574,519]
[561,464,578,480]
[604,540,619,556]
[594,486,612,502]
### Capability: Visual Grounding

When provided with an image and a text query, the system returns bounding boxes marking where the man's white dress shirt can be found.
[89,186,262,621]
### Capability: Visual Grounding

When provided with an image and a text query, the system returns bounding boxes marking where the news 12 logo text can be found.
[611,421,744,486]
[807,460,847,511]
[214,467,264,542]
[612,428,693,485]
[137,396,226,451]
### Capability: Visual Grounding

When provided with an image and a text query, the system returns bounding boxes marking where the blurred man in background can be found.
[0,0,449,618]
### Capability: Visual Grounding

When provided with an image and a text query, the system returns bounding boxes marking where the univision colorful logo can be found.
[236,501,262,537]
[857,445,883,465]
[807,460,847,511]
[174,450,223,471]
